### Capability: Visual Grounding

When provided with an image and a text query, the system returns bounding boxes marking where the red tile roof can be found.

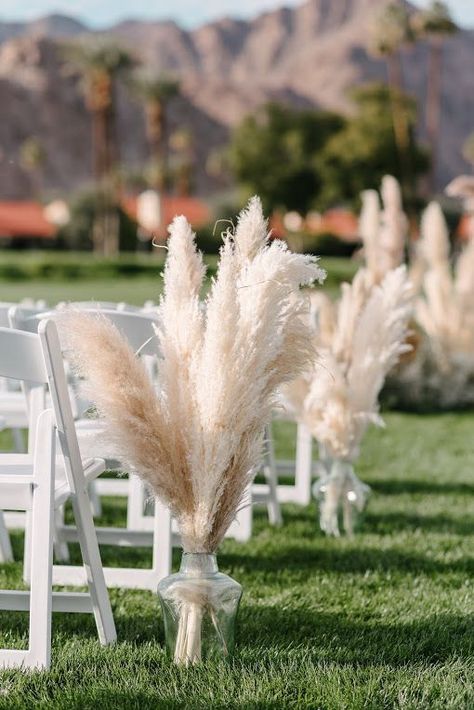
[122,195,211,237]
[0,201,56,239]
[456,214,474,241]
[271,208,360,242]
[313,208,359,241]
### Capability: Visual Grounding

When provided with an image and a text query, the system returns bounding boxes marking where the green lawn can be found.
[1,413,474,708]
[0,277,164,306]
[0,255,356,305]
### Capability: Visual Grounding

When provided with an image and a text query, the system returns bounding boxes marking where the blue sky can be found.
[1,0,473,29]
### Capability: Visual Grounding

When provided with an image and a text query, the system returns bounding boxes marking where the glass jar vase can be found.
[312,459,370,537]
[157,552,242,665]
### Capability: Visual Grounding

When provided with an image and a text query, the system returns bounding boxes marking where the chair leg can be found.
[88,481,102,518]
[0,511,13,562]
[231,489,253,542]
[127,474,146,530]
[12,428,26,454]
[22,509,33,584]
[152,498,172,582]
[294,422,313,506]
[53,506,70,562]
[27,410,55,669]
[263,426,283,526]
[69,488,116,645]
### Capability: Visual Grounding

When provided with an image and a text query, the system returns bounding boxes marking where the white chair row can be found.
[1,304,283,591]
[0,321,116,669]
[0,300,315,669]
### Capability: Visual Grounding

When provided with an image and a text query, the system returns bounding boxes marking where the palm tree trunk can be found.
[92,108,108,254]
[103,94,120,256]
[91,101,119,256]
[387,52,413,205]
[426,37,443,194]
[146,100,166,192]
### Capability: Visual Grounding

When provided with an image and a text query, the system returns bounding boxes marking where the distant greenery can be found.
[0,256,357,304]
[230,103,345,214]
[318,85,429,210]
[230,86,429,214]
[0,252,168,282]
[56,189,139,252]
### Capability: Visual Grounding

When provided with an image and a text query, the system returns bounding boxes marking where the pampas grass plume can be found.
[62,197,324,552]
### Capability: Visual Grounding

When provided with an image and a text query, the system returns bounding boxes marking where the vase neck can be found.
[330,459,354,476]
[180,552,218,576]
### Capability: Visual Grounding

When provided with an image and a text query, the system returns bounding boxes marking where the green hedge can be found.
[0,253,217,282]
[0,251,357,288]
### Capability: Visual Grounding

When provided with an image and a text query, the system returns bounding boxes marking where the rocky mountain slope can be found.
[0,0,472,199]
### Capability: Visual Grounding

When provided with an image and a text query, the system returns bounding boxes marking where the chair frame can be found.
[52,309,174,590]
[0,323,116,669]
[275,420,315,506]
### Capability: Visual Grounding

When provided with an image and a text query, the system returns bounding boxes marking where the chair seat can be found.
[0,454,105,507]
[75,419,120,460]
[0,386,80,427]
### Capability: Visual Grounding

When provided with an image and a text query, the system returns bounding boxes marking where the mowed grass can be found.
[1,412,474,708]
[0,277,164,307]
[0,255,357,305]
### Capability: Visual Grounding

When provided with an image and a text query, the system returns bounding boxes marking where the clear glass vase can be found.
[312,459,370,537]
[157,552,242,665]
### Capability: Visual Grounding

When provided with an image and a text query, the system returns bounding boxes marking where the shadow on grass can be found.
[2,605,472,672]
[365,511,474,535]
[238,605,474,666]
[369,479,474,497]
[221,545,474,577]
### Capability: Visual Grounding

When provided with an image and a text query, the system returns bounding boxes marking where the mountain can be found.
[1,0,473,200]
[0,13,86,43]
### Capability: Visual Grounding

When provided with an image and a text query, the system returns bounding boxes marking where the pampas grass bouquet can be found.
[63,196,324,664]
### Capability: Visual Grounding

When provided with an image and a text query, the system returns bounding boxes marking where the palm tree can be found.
[64,39,136,255]
[170,128,194,196]
[412,1,458,192]
[132,73,180,191]
[368,2,414,196]
[20,136,46,198]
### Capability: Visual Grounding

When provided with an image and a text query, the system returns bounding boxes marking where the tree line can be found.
[19,1,460,254]
[231,1,459,217]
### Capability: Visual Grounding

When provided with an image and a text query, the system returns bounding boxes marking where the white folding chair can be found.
[49,309,174,590]
[0,323,116,669]
[0,413,12,562]
[56,300,142,313]
[0,511,13,562]
[0,303,35,453]
[276,420,314,505]
[4,305,85,534]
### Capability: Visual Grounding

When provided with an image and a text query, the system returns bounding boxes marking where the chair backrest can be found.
[38,320,85,491]
[0,327,48,385]
[0,323,86,489]
[56,301,142,313]
[62,308,160,358]
[97,309,158,354]
[8,306,50,334]
[0,326,48,450]
[18,307,159,356]
[67,310,161,388]
[0,304,18,329]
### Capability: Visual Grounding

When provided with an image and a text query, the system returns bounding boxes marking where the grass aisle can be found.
[0,413,473,708]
